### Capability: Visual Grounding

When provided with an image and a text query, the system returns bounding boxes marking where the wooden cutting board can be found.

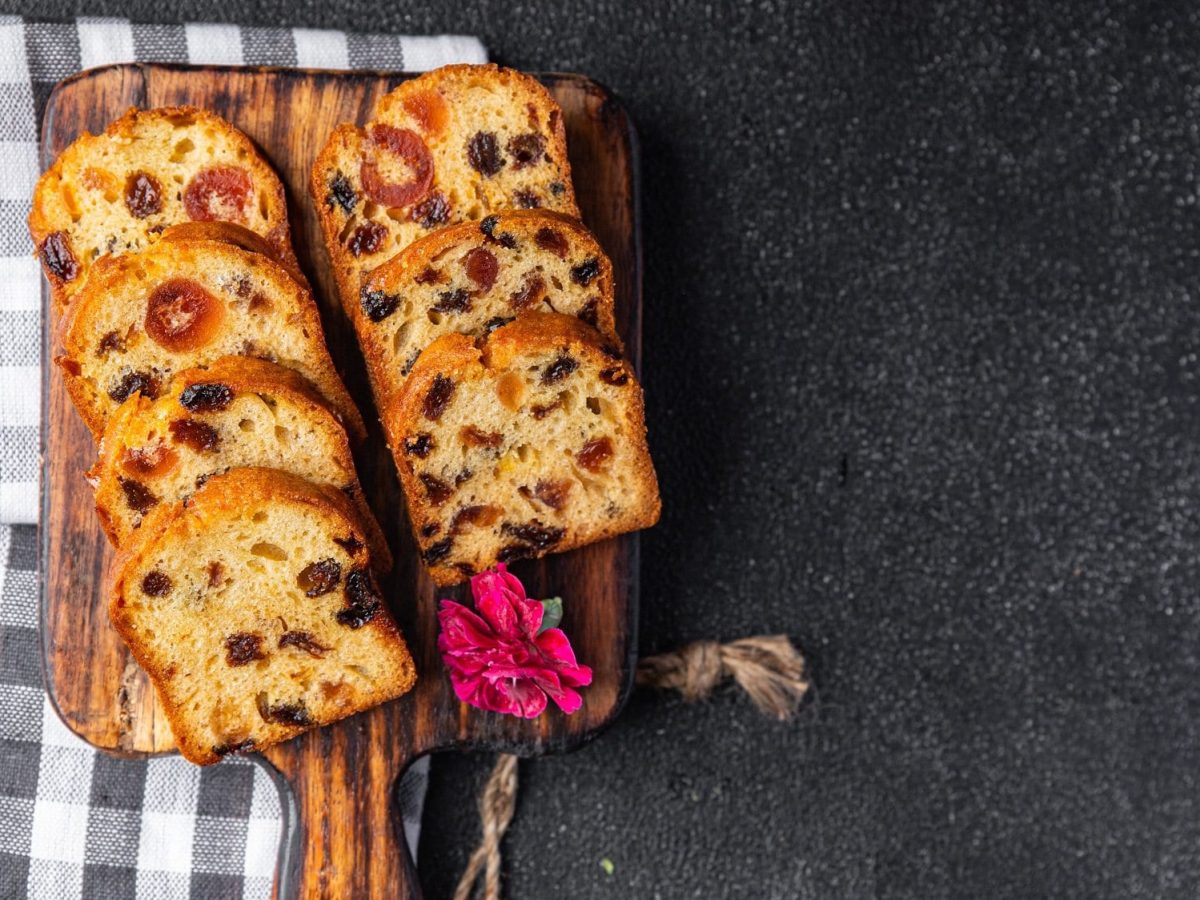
[39,63,641,899]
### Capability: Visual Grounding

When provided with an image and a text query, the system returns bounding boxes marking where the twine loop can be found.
[636,635,809,719]
[453,634,808,899]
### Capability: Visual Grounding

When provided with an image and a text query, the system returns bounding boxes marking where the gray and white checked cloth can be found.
[0,18,487,899]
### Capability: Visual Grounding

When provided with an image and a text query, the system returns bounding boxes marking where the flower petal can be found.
[438,566,590,720]
[496,678,548,718]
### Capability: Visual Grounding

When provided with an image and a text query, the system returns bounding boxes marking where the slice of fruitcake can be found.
[109,467,416,766]
[310,63,579,313]
[355,209,620,408]
[30,106,296,316]
[56,224,364,442]
[385,312,660,585]
[92,356,390,570]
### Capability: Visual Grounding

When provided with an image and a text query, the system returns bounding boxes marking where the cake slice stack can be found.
[311,64,661,584]
[31,106,298,318]
[56,223,364,441]
[32,106,414,764]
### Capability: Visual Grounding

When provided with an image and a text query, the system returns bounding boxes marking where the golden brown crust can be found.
[386,312,660,585]
[353,209,621,410]
[309,64,579,316]
[30,106,296,319]
[108,467,416,765]
[56,236,365,442]
[158,221,309,290]
[92,356,391,570]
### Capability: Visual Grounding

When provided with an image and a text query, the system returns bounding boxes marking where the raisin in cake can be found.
[356,210,620,408]
[386,312,660,585]
[92,356,390,569]
[109,467,416,765]
[30,106,295,316]
[56,225,364,441]
[311,64,579,313]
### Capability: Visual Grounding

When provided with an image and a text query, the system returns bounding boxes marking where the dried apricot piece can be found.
[451,504,502,533]
[402,89,449,135]
[533,480,571,510]
[145,279,223,351]
[460,425,503,448]
[496,371,525,411]
[121,443,178,477]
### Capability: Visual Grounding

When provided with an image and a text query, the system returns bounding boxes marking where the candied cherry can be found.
[183,166,253,223]
[463,248,498,291]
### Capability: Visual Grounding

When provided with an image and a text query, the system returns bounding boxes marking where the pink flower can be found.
[437,564,593,718]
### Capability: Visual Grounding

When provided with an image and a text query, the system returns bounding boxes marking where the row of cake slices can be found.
[31,111,416,764]
[29,63,664,760]
[309,63,661,585]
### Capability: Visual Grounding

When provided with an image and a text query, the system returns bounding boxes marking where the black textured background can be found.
[18,1,1200,896]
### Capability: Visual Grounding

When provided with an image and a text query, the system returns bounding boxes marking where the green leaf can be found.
[538,597,563,633]
[600,858,615,876]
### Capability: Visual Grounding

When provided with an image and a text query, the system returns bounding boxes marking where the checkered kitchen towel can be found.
[0,18,486,899]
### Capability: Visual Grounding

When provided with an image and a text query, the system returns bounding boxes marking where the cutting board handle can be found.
[265,721,420,899]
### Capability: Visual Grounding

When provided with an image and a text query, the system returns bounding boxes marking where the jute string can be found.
[452,635,808,900]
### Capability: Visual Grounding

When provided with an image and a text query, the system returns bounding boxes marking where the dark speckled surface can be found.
[19,0,1200,896]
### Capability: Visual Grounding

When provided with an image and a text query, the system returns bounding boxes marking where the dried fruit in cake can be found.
[310,64,579,314]
[56,225,363,441]
[91,356,390,569]
[385,312,659,585]
[109,468,415,765]
[30,106,295,317]
[353,210,620,408]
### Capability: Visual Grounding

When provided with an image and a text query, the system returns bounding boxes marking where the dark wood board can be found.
[39,63,642,899]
